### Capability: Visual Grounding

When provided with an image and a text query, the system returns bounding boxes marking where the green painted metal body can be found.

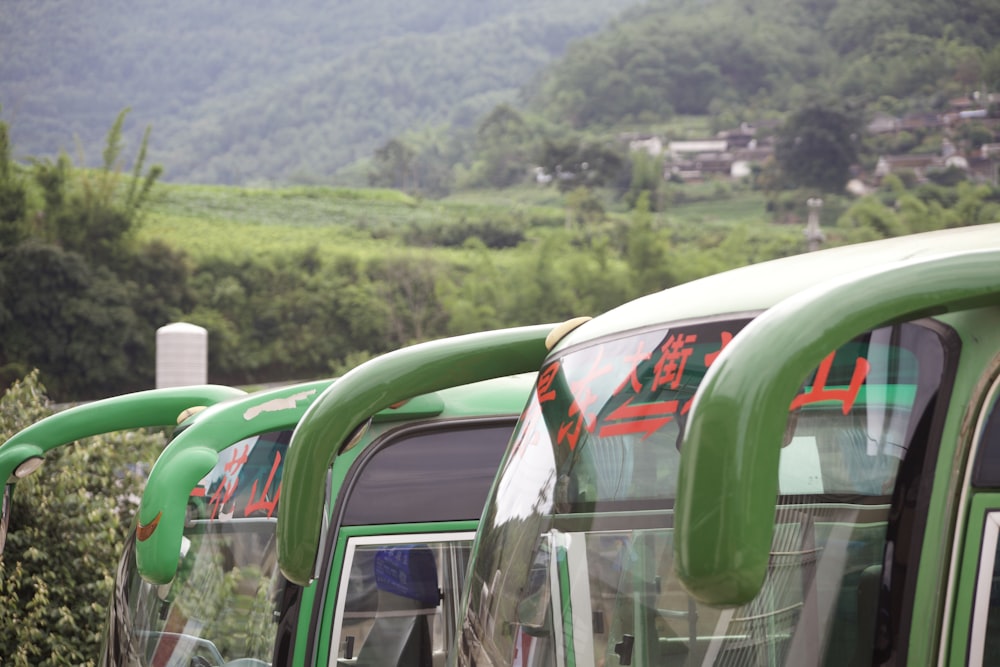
[277,324,554,586]
[133,367,527,584]
[135,379,333,584]
[456,222,1000,666]
[0,384,246,485]
[675,249,1000,607]
[554,224,1000,350]
[0,384,247,555]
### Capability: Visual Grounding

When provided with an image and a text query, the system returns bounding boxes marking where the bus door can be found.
[318,416,524,667]
[950,372,1000,665]
[331,532,473,667]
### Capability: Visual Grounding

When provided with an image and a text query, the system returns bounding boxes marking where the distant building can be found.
[667,140,728,158]
[867,112,900,134]
[874,154,943,180]
[628,135,664,156]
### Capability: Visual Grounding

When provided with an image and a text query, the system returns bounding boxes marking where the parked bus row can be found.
[3,222,1000,665]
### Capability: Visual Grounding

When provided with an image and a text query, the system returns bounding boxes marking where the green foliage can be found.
[0,111,174,400]
[472,104,535,188]
[626,193,675,294]
[0,243,144,398]
[369,138,418,191]
[0,371,168,665]
[1,0,641,185]
[775,104,862,194]
[0,112,31,247]
[625,152,665,211]
[836,178,1000,239]
[30,109,162,266]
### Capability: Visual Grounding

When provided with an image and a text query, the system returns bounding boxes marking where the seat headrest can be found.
[373,545,439,607]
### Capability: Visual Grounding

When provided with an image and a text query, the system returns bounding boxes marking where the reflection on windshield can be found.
[101,432,292,667]
[459,321,945,667]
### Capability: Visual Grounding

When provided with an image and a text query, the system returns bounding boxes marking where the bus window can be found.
[332,534,472,667]
[340,423,515,525]
[107,430,291,667]
[458,319,946,667]
[968,512,1000,665]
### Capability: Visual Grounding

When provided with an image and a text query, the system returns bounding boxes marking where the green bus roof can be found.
[601,226,1000,609]
[557,223,1000,351]
[138,360,541,585]
[277,323,554,585]
[0,384,247,486]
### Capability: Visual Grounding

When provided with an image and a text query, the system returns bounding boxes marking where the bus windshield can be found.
[105,430,289,667]
[458,318,946,667]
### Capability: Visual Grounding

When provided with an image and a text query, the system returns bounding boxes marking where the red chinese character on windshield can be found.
[557,348,613,450]
[208,444,249,519]
[244,452,282,518]
[703,331,734,366]
[209,477,237,520]
[224,443,249,475]
[790,351,871,414]
[599,397,680,439]
[652,333,697,391]
[537,361,560,404]
[613,340,653,395]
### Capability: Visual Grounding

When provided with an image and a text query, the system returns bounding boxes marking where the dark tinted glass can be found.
[342,423,513,525]
[973,388,1000,487]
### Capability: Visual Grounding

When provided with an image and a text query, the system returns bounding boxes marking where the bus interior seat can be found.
[850,564,882,667]
[355,544,440,667]
[831,425,897,496]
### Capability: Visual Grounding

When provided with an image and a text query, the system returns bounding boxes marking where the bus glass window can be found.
[333,535,473,667]
[969,512,1000,665]
[459,320,947,667]
[972,388,1000,487]
[104,430,292,666]
[341,423,513,525]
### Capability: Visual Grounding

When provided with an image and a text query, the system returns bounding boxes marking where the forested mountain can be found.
[4,0,999,188]
[0,0,643,185]
[525,0,1000,128]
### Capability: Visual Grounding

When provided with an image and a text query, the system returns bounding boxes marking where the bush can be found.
[0,371,167,665]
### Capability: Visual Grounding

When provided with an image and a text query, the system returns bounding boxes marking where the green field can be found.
[140,181,779,260]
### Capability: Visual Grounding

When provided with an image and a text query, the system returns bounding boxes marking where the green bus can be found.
[0,383,249,553]
[277,223,999,666]
[440,225,1000,667]
[1,325,552,667]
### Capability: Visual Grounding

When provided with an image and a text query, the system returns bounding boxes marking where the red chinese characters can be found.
[543,348,614,451]
[537,330,736,446]
[208,443,249,519]
[244,452,282,518]
[790,351,870,414]
[207,444,284,519]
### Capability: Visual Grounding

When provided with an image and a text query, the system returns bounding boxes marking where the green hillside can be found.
[0,0,643,185]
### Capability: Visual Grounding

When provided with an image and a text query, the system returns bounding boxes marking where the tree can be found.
[32,109,162,266]
[0,371,167,665]
[624,152,665,211]
[473,104,534,188]
[369,138,417,191]
[0,112,30,247]
[0,243,142,399]
[626,193,674,295]
[775,104,861,194]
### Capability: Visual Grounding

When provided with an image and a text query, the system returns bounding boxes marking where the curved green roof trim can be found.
[555,224,1000,352]
[136,379,333,584]
[675,249,1000,607]
[0,385,246,485]
[277,324,554,586]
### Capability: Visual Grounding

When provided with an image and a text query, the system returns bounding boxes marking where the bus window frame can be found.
[302,416,520,666]
[327,530,477,666]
